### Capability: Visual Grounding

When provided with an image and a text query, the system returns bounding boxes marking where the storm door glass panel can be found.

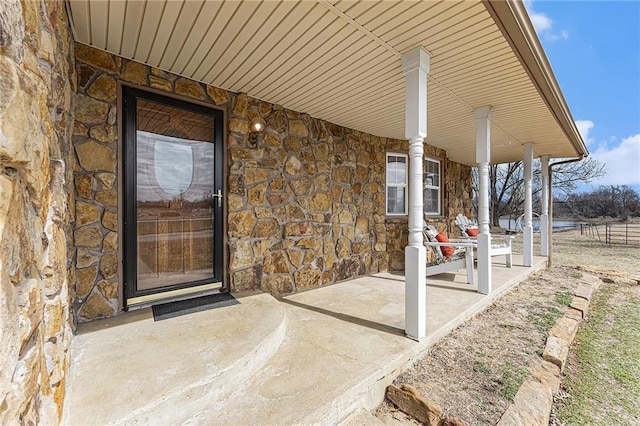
[136,99,215,291]
[424,159,441,215]
[386,154,407,215]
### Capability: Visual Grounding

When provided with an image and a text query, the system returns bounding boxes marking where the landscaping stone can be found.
[564,307,583,322]
[548,316,579,343]
[494,273,600,426]
[386,384,443,426]
[542,336,570,371]
[497,378,552,426]
[574,283,594,301]
[569,297,590,318]
[530,359,561,394]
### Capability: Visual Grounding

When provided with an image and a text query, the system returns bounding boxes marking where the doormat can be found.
[152,293,239,321]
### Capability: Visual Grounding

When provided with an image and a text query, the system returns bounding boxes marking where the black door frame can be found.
[122,86,225,305]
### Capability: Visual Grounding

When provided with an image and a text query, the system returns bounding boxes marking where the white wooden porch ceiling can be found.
[67,0,586,166]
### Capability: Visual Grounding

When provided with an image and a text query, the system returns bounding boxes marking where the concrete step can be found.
[186,276,419,425]
[62,292,287,425]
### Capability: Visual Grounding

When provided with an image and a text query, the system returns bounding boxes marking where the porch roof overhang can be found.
[67,0,588,167]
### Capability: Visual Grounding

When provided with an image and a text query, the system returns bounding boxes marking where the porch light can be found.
[248,116,266,147]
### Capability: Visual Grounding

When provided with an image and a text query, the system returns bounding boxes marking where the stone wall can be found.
[72,44,473,322]
[0,1,75,423]
[72,44,126,321]
[227,108,400,293]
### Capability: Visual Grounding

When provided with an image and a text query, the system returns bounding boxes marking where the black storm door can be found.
[123,87,224,303]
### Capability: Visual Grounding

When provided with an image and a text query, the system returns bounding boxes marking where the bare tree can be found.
[560,185,640,219]
[472,157,605,226]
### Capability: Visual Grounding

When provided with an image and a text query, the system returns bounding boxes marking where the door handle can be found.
[211,189,222,207]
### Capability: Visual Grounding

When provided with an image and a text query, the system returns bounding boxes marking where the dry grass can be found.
[375,230,639,425]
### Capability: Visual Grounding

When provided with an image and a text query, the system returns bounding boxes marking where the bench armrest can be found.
[424,241,475,248]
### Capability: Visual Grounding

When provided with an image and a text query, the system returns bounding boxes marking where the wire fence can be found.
[581,222,640,247]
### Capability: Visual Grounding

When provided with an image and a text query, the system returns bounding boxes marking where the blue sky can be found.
[525,0,640,192]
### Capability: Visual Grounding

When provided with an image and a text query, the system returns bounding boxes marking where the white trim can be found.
[423,157,441,216]
[385,152,408,216]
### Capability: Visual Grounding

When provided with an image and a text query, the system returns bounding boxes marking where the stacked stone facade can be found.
[71,44,473,322]
[228,107,401,294]
[0,1,75,423]
[72,44,126,321]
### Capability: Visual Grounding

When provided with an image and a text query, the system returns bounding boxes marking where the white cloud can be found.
[591,133,640,186]
[546,30,570,42]
[573,121,640,187]
[530,11,552,33]
[575,120,595,145]
[524,0,569,42]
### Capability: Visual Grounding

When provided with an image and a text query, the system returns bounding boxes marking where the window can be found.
[424,157,441,216]
[386,153,408,215]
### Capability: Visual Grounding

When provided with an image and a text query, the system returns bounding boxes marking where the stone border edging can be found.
[496,273,601,426]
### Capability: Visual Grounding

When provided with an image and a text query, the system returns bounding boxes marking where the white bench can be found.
[454,214,513,267]
[423,226,475,285]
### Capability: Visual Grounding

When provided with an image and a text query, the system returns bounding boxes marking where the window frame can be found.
[424,156,442,217]
[385,152,409,216]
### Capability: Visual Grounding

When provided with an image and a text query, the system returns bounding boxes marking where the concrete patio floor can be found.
[63,255,546,425]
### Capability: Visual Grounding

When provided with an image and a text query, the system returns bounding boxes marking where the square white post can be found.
[402,47,429,341]
[540,155,549,256]
[475,106,492,295]
[523,143,534,266]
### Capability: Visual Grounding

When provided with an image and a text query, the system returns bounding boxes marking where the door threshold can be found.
[126,282,224,310]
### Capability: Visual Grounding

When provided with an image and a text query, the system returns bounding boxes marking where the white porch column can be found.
[523,143,534,266]
[475,106,492,295]
[402,47,429,341]
[540,155,550,256]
